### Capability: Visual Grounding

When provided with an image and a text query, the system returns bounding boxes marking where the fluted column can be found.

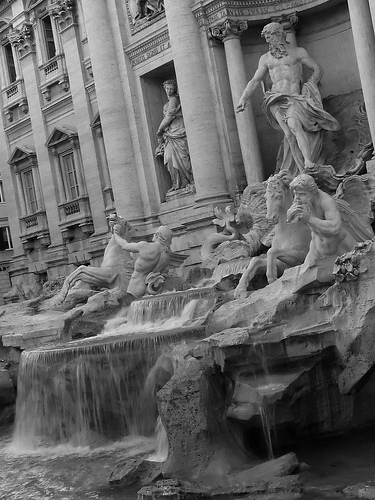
[163,0,231,204]
[347,0,375,143]
[80,0,144,221]
[211,20,263,184]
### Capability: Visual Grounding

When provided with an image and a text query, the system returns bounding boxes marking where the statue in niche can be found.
[236,22,340,175]
[155,79,194,194]
[287,173,373,288]
[113,224,186,298]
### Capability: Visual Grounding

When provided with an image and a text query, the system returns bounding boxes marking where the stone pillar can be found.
[80,0,144,221]
[211,20,263,184]
[50,1,108,233]
[163,0,231,204]
[10,21,63,245]
[347,0,375,144]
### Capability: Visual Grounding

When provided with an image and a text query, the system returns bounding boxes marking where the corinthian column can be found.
[80,0,144,221]
[211,20,263,184]
[347,0,375,143]
[163,0,231,204]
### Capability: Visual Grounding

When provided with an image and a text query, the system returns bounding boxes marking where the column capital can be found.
[8,23,35,59]
[210,19,248,43]
[47,0,75,31]
[270,12,299,35]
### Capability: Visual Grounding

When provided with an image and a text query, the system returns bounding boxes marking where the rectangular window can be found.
[0,181,5,203]
[42,16,56,60]
[4,43,16,83]
[61,152,80,200]
[23,170,38,213]
[0,226,13,250]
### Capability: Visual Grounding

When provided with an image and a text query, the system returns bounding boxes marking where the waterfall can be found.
[127,288,217,325]
[12,330,202,451]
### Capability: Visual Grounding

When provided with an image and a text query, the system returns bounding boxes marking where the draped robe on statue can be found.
[263,79,340,175]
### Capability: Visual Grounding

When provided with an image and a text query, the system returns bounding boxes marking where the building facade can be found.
[0,0,373,296]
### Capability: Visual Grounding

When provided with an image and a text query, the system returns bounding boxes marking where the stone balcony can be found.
[39,53,69,101]
[19,211,51,251]
[58,196,94,240]
[2,78,28,122]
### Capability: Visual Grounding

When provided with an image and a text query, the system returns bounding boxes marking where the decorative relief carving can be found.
[8,23,35,58]
[126,30,170,67]
[210,19,248,42]
[192,0,327,29]
[47,0,75,30]
[126,0,165,34]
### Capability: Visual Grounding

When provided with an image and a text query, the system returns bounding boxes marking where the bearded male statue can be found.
[236,22,340,175]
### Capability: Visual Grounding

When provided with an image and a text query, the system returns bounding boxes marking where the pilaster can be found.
[9,21,62,246]
[54,0,108,235]
[80,0,145,223]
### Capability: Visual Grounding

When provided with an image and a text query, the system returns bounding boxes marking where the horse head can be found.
[265,170,294,225]
[108,213,133,240]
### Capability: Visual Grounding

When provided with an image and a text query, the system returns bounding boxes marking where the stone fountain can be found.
[4,20,375,500]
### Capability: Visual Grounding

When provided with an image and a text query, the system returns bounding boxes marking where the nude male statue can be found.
[236,22,340,174]
[113,225,174,298]
[287,174,360,272]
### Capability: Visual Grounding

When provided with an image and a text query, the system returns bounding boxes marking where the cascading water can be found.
[13,288,217,452]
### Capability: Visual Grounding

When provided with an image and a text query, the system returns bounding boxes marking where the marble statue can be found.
[236,22,340,175]
[113,225,178,298]
[234,170,311,299]
[59,214,134,302]
[287,173,374,286]
[155,79,194,193]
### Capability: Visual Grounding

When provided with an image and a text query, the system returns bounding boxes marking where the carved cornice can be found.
[8,22,35,58]
[47,0,75,31]
[192,0,331,29]
[210,19,248,41]
[125,29,170,67]
[0,1,15,16]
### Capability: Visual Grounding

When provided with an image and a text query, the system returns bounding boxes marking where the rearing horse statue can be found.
[234,170,311,299]
[58,214,134,303]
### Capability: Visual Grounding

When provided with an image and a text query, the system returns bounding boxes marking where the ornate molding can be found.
[192,0,331,29]
[47,0,75,31]
[125,29,170,67]
[210,19,248,41]
[8,23,35,58]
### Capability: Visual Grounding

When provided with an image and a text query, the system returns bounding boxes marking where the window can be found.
[4,43,16,83]
[23,169,38,213]
[42,16,56,60]
[0,226,13,250]
[0,181,5,203]
[61,152,80,200]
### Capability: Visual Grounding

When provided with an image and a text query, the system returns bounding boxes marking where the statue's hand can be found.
[236,99,247,113]
[286,203,310,224]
